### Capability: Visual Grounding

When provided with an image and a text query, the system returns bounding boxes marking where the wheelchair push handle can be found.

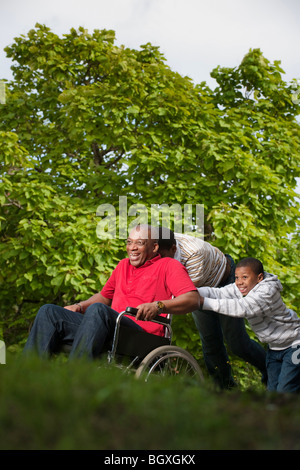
[125,306,139,315]
[125,306,171,325]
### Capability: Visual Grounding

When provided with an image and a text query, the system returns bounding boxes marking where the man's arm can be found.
[135,291,200,321]
[64,292,112,313]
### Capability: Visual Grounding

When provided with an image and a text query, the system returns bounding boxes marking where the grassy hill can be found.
[0,354,299,450]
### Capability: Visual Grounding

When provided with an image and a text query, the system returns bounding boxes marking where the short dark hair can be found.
[236,257,264,275]
[157,227,176,250]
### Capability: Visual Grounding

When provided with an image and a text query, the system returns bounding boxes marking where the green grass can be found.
[1,353,300,450]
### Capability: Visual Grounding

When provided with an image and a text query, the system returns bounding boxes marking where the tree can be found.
[0,25,299,349]
[207,49,300,303]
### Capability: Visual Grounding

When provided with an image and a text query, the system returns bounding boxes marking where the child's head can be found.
[235,257,264,296]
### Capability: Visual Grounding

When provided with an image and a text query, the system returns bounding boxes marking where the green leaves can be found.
[0,26,299,348]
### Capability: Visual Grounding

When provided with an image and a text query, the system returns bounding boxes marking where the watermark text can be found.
[0,81,6,104]
[0,340,6,364]
[96,197,204,239]
[291,341,300,365]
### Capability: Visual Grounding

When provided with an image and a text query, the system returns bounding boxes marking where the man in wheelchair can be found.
[24,224,200,359]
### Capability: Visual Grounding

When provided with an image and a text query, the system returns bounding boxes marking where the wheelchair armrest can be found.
[125,306,171,325]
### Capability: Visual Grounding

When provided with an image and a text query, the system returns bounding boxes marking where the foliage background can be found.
[0,25,299,363]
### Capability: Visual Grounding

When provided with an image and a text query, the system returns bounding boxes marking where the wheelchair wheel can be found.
[135,345,204,383]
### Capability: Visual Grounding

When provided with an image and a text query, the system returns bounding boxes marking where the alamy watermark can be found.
[291,340,300,365]
[0,81,6,104]
[96,197,204,239]
[291,79,300,105]
[0,340,6,364]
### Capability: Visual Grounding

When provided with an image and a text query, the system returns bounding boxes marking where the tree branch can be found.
[3,193,24,209]
[91,142,124,168]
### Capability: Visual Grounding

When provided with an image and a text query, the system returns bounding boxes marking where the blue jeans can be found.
[266,346,300,393]
[23,303,143,359]
[192,255,267,389]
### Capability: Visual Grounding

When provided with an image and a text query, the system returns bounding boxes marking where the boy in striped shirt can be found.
[198,257,300,393]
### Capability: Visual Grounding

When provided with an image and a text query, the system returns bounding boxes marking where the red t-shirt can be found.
[100,255,197,336]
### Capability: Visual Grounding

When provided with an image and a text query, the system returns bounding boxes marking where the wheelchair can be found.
[107,306,204,383]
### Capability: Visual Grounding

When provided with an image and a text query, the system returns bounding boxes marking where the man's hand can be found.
[63,293,112,314]
[136,291,200,322]
[135,290,200,321]
[136,302,160,321]
[64,304,82,313]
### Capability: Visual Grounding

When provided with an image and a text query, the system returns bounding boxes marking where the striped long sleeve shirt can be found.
[174,233,227,287]
[198,272,300,350]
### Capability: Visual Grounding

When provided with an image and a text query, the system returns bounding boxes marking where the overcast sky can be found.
[1,0,299,88]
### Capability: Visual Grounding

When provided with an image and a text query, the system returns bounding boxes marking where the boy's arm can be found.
[197,284,235,300]
[200,283,274,319]
[198,286,221,297]
[197,284,245,316]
